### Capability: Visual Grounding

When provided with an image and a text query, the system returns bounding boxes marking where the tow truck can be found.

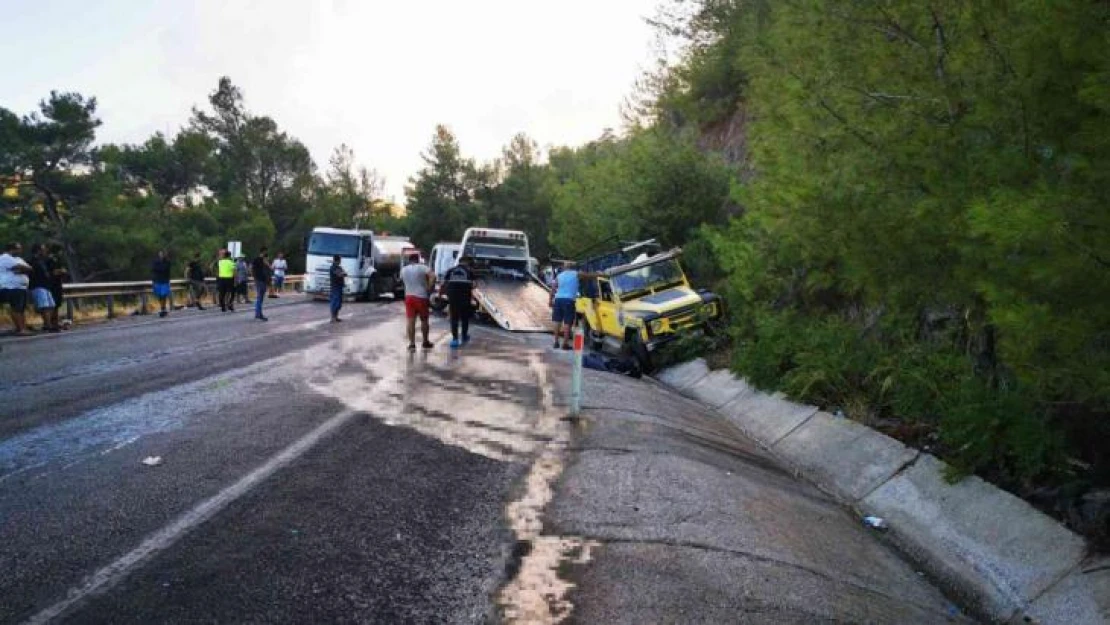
[458,227,551,332]
[575,241,724,372]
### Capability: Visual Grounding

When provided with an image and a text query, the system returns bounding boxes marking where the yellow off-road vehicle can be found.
[575,246,724,372]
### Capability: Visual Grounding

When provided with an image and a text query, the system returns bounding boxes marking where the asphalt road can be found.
[0,298,547,624]
[1,296,973,624]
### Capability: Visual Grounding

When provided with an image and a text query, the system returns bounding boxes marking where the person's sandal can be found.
[408,343,417,352]
[422,341,434,349]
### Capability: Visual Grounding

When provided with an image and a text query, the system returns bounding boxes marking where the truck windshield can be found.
[464,237,527,260]
[612,259,685,298]
[308,232,360,258]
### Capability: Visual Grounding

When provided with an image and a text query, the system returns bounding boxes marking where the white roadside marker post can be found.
[570,325,584,417]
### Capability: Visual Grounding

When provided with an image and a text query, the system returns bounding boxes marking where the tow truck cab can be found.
[576,247,723,371]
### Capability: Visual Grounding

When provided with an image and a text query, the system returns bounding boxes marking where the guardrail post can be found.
[139,293,148,315]
[65,300,74,322]
[106,295,115,319]
[570,326,584,417]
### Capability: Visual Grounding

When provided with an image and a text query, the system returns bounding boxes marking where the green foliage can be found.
[547,128,731,257]
[673,0,1110,486]
[1,77,390,280]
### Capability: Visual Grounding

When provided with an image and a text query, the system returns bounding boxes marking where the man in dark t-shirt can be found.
[186,254,207,310]
[151,250,172,318]
[251,248,271,321]
[328,255,346,323]
[442,256,476,348]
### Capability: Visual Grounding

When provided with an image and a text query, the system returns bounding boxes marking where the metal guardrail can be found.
[58,275,305,320]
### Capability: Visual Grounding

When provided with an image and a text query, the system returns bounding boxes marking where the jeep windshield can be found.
[611,258,685,300]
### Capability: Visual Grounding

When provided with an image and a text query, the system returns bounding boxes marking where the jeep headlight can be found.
[649,318,666,335]
[703,301,719,318]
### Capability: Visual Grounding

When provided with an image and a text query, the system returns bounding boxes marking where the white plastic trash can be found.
[141,456,163,466]
[862,516,888,530]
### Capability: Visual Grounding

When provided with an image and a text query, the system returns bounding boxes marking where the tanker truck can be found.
[302,227,410,301]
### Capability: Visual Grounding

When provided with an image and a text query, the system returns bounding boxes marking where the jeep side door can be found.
[597,279,622,337]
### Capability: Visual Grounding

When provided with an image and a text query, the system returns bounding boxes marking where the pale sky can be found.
[1,0,662,202]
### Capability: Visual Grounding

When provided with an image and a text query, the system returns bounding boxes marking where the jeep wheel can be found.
[582,317,604,351]
[622,333,654,374]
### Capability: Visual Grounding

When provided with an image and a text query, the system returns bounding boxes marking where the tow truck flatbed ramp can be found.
[474,278,551,332]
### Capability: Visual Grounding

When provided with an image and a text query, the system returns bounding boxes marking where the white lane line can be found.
[23,405,365,625]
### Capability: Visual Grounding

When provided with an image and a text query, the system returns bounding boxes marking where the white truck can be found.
[458,227,551,332]
[302,227,410,300]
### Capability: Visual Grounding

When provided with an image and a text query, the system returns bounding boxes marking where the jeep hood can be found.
[621,287,702,314]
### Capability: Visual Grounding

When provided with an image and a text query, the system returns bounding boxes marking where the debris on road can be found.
[141,456,163,466]
[863,515,888,531]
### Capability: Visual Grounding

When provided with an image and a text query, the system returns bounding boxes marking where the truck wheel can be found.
[362,280,378,302]
[622,333,654,374]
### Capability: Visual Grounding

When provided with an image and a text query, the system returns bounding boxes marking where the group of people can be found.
[324,252,477,351]
[0,242,69,335]
[151,249,289,321]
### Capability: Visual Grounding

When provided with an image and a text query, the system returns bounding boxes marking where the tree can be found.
[0,91,102,280]
[403,125,481,250]
[325,143,386,227]
[190,77,317,247]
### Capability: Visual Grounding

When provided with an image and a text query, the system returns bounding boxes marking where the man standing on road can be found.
[270,252,287,297]
[217,249,236,312]
[234,256,251,305]
[28,244,59,332]
[0,243,32,335]
[550,262,592,350]
[442,256,476,349]
[185,253,207,310]
[328,255,346,322]
[252,247,271,321]
[151,249,173,318]
[48,244,69,324]
[400,252,435,351]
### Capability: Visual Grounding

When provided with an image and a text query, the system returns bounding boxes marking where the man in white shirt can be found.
[0,242,32,335]
[400,253,435,351]
[270,252,288,297]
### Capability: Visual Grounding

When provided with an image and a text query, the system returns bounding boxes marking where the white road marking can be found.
[21,397,380,624]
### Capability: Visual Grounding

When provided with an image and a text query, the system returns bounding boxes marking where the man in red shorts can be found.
[400,252,435,351]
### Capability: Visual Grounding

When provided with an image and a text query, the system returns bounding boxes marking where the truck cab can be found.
[576,248,724,372]
[302,227,409,301]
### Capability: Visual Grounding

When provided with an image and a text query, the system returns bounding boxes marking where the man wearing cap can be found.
[400,252,435,351]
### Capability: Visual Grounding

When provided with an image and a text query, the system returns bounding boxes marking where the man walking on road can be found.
[151,250,173,318]
[0,243,32,335]
[328,255,346,322]
[217,249,236,312]
[401,252,435,351]
[442,256,476,349]
[185,253,207,310]
[252,248,271,321]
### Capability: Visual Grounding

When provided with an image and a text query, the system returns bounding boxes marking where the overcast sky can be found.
[1,0,662,202]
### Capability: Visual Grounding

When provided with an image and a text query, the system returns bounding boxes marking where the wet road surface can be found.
[0,300,553,624]
[1,298,975,624]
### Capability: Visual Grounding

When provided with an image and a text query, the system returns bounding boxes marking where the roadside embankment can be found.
[656,359,1109,624]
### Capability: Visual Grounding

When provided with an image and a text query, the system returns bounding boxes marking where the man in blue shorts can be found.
[549,262,596,350]
[151,249,172,318]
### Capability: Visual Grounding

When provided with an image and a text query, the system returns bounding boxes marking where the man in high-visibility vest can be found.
[216,249,236,312]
